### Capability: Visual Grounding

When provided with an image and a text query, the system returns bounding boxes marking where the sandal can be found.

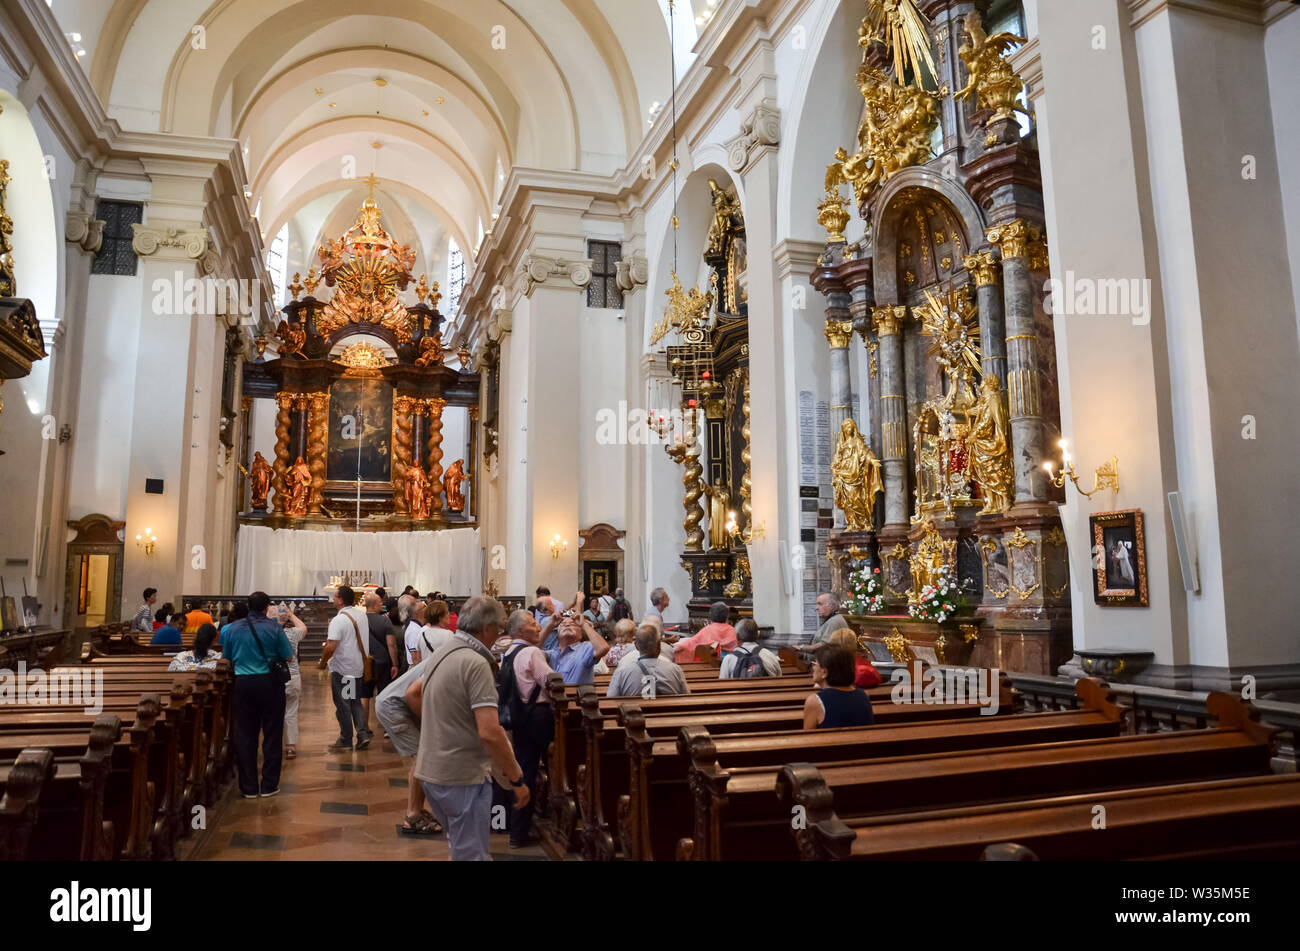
[400,813,443,835]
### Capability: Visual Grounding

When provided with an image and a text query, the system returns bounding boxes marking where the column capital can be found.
[725,99,780,174]
[487,308,513,341]
[963,250,1002,286]
[985,219,1042,261]
[824,319,855,349]
[872,304,908,336]
[518,252,593,296]
[65,211,104,256]
[131,222,208,262]
[614,250,648,296]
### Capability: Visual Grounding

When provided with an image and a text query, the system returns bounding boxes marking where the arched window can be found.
[446,238,465,316]
[266,224,288,308]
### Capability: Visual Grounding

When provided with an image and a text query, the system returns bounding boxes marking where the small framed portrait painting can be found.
[1089,509,1148,606]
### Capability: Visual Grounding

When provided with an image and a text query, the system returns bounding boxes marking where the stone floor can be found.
[187,668,550,861]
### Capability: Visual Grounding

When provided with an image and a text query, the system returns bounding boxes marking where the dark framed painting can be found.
[1089,509,1148,606]
[327,377,394,483]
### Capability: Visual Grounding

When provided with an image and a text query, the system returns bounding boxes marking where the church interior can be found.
[2,0,1300,879]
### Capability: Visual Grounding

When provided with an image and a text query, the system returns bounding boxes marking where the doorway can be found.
[64,514,125,632]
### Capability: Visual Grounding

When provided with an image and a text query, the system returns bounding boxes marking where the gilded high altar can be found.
[813,0,1070,675]
[240,186,479,530]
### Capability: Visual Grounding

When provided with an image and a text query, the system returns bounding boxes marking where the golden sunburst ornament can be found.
[862,0,937,86]
[316,188,417,341]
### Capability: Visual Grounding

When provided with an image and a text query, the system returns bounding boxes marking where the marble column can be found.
[824,319,855,438]
[426,397,447,517]
[307,392,328,516]
[271,393,293,514]
[873,305,910,528]
[963,249,1007,385]
[987,219,1047,503]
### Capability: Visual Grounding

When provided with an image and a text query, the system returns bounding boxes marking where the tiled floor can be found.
[189,669,549,861]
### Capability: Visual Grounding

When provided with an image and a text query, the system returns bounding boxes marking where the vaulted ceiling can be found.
[50,0,679,284]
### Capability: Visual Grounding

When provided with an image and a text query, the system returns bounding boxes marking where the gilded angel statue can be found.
[953,11,1030,123]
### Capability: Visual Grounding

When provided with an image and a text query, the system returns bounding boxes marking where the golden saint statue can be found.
[415,331,444,367]
[444,459,466,512]
[701,481,732,551]
[276,319,306,358]
[404,464,431,520]
[831,419,884,532]
[705,178,741,258]
[249,451,273,510]
[287,456,312,517]
[953,11,1030,124]
[967,375,1013,514]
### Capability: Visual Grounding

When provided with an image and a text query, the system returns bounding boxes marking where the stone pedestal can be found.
[680,550,751,632]
[826,530,879,595]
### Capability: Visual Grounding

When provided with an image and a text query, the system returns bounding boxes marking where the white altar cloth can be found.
[234,525,482,596]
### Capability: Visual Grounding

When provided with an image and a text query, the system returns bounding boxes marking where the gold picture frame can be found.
[1090,509,1148,607]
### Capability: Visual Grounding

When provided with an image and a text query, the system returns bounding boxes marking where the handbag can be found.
[344,611,375,684]
[247,619,291,685]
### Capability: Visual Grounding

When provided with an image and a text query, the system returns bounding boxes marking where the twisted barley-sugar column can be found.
[392,396,416,515]
[872,305,910,527]
[426,398,447,517]
[307,393,329,516]
[986,219,1047,503]
[740,376,752,532]
[682,409,705,551]
[271,393,294,514]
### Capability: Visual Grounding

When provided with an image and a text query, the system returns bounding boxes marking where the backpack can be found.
[612,600,632,622]
[732,645,769,679]
[497,644,543,729]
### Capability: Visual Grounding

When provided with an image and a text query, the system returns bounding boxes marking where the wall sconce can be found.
[136,528,157,556]
[1043,440,1119,498]
[549,534,568,559]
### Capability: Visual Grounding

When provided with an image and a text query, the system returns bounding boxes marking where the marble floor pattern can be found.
[188,668,549,861]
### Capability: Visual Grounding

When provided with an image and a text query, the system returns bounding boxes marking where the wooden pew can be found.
[687,689,1276,861]
[0,749,54,861]
[619,680,1113,862]
[575,680,917,860]
[0,715,123,860]
[790,773,1300,860]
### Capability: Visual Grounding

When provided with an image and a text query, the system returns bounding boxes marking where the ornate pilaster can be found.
[986,219,1047,504]
[963,249,1007,384]
[425,397,447,517]
[271,393,293,514]
[872,305,910,527]
[306,392,329,516]
[518,253,594,296]
[393,395,417,515]
[725,99,781,173]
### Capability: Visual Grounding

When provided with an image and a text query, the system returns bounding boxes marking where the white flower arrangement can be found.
[908,564,962,622]
[844,566,886,615]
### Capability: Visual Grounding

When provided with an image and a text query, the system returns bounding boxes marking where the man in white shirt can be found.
[322,585,372,752]
[606,624,689,698]
[719,618,782,679]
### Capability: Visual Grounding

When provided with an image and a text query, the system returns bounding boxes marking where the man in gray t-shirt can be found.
[403,596,527,860]
[606,624,689,698]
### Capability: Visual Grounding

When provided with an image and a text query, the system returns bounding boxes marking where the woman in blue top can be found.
[803,644,874,730]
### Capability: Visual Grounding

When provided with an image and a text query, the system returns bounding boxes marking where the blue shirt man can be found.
[150,623,182,646]
[220,610,294,676]
[547,641,596,686]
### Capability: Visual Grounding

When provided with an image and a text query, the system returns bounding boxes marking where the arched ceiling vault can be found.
[73,0,670,288]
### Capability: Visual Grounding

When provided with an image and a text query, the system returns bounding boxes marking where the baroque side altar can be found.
[813,0,1070,675]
